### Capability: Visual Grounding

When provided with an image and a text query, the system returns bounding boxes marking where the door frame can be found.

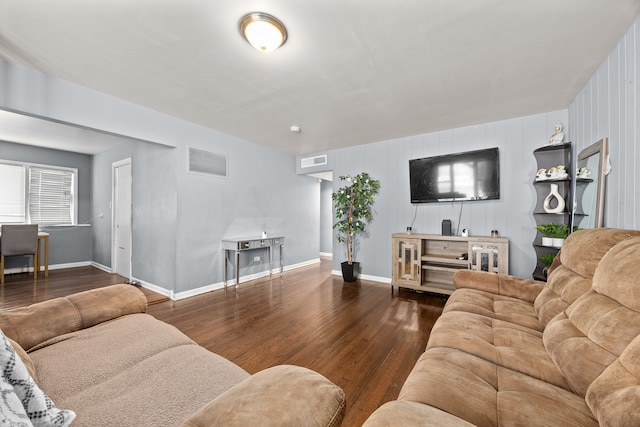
[111,157,132,277]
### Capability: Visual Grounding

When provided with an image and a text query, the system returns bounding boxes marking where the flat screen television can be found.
[409,147,500,203]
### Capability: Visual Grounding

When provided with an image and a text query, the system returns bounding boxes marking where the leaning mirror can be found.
[574,138,609,229]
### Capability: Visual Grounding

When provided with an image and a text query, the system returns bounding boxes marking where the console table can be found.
[222,236,285,288]
[391,233,509,295]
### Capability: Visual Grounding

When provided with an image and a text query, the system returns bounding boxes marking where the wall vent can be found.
[300,154,327,168]
[188,147,227,178]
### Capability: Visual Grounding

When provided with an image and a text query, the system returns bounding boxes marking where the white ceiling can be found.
[1,1,639,156]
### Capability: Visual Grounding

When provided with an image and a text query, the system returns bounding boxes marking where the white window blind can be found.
[28,167,74,225]
[0,163,26,223]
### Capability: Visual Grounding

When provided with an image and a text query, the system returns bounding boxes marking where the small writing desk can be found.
[222,236,284,288]
[0,231,48,278]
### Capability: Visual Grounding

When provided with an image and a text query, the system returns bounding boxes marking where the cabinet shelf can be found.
[421,255,468,266]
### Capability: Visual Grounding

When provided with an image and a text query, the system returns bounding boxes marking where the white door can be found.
[113,159,132,278]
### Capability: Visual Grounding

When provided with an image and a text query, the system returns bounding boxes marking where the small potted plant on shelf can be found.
[552,224,569,248]
[536,223,557,247]
[540,253,557,278]
[332,172,380,282]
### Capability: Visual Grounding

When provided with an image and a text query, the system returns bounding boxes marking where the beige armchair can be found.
[0,224,39,284]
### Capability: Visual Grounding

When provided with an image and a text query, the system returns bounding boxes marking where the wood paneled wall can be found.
[330,109,568,280]
[569,16,640,230]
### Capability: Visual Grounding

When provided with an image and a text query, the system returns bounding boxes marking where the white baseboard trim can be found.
[3,261,95,275]
[130,277,172,299]
[91,262,112,273]
[331,269,391,284]
[172,258,322,301]
[319,252,333,258]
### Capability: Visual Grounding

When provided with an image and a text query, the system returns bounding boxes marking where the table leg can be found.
[235,251,240,287]
[280,244,284,276]
[223,250,228,289]
[43,235,48,277]
[269,246,273,277]
[34,243,39,280]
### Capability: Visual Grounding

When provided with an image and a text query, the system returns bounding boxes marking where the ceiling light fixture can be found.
[239,12,287,53]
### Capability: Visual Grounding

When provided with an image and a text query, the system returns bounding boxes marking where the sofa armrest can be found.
[363,401,475,427]
[453,270,544,303]
[0,284,147,351]
[181,365,345,427]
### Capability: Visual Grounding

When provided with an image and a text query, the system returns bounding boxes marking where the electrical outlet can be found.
[253,256,261,262]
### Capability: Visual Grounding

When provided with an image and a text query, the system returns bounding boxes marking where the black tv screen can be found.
[409,147,500,203]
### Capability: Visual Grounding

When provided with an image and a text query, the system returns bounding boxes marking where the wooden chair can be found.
[0,224,39,284]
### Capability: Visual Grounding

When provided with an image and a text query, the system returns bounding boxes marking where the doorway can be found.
[112,158,132,278]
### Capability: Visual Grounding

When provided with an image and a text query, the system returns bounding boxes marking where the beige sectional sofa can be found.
[0,285,345,426]
[365,227,640,426]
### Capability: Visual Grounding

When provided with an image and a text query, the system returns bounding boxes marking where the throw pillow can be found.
[0,376,32,426]
[0,330,75,427]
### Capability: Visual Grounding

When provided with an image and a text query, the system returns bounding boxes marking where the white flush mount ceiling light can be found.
[239,12,287,53]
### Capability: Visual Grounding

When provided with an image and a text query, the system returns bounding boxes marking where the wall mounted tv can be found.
[409,147,500,203]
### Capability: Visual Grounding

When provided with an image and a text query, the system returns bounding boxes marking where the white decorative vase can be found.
[542,237,554,247]
[552,238,565,248]
[543,183,565,213]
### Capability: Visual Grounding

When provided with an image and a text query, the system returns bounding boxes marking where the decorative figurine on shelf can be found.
[535,168,548,181]
[548,123,565,145]
[578,167,591,179]
[551,165,568,179]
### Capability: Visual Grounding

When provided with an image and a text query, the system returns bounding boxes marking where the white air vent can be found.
[188,147,227,178]
[300,154,327,168]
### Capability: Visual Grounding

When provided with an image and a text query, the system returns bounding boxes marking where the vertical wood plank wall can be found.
[330,109,568,280]
[569,16,639,231]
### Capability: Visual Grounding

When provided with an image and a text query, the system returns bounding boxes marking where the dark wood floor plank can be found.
[0,260,445,426]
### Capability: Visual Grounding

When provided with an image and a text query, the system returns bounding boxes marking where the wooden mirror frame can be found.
[575,138,609,228]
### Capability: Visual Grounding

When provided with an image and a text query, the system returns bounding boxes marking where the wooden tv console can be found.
[391,233,509,295]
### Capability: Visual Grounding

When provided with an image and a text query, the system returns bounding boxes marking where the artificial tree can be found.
[332,172,380,281]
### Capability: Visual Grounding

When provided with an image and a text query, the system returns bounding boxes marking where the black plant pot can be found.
[341,261,359,282]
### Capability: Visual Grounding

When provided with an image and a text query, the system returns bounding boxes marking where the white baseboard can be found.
[3,261,94,275]
[319,252,333,258]
[172,258,322,301]
[91,262,112,273]
[331,269,391,284]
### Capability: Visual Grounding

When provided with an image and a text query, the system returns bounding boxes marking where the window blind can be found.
[28,167,74,225]
[0,163,26,223]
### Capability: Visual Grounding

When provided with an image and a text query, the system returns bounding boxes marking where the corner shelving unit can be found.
[532,142,572,281]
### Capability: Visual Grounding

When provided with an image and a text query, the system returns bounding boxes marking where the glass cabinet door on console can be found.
[392,237,421,287]
[469,239,509,274]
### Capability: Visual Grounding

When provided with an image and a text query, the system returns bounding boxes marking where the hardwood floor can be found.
[0,260,446,426]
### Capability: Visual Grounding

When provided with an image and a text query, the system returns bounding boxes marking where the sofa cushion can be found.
[363,401,475,427]
[426,312,570,390]
[586,334,640,426]
[182,365,346,427]
[444,288,543,331]
[544,236,640,398]
[398,347,597,427]
[534,228,640,327]
[29,313,249,427]
[0,284,147,351]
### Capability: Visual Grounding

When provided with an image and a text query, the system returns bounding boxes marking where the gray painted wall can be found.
[329,110,568,280]
[569,15,640,231]
[0,140,93,268]
[1,59,321,296]
[320,180,333,254]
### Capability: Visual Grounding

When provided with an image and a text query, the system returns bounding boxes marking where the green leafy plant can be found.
[331,172,381,265]
[540,253,556,268]
[552,224,569,239]
[535,223,557,237]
